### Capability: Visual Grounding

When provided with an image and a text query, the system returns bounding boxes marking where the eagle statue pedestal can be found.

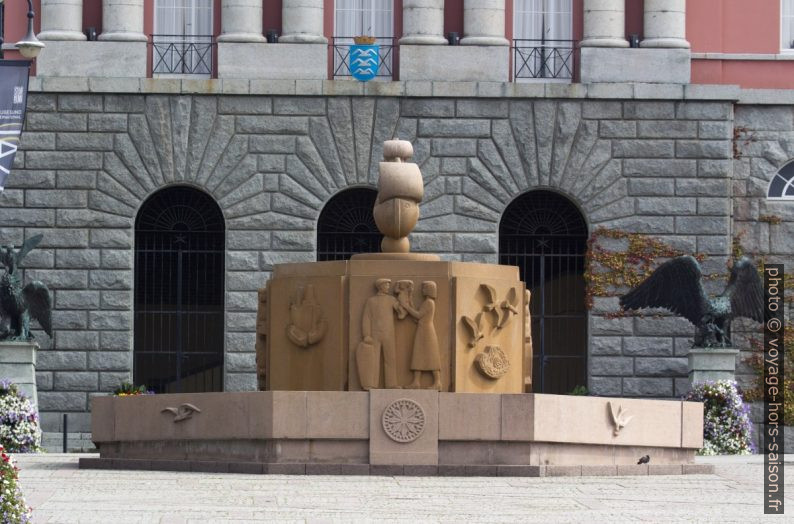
[688,348,739,385]
[0,341,40,411]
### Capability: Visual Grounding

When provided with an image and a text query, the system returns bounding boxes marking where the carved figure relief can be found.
[286,284,327,348]
[403,281,442,391]
[357,279,402,390]
[161,403,202,422]
[607,401,633,436]
[382,398,426,443]
[524,289,533,389]
[255,285,268,390]
[373,140,424,253]
[475,346,510,379]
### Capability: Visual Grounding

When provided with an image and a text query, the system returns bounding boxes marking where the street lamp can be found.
[0,0,45,59]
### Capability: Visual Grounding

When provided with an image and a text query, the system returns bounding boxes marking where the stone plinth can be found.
[35,41,147,77]
[688,348,739,384]
[217,43,327,79]
[580,47,691,84]
[0,341,39,410]
[262,260,527,394]
[398,45,509,82]
[88,391,704,473]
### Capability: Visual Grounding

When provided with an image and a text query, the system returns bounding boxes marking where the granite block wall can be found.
[3,93,739,430]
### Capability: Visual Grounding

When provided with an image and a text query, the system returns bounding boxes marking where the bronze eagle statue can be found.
[620,256,763,348]
[0,234,52,341]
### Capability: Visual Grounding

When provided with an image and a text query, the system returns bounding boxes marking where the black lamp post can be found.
[0,0,45,60]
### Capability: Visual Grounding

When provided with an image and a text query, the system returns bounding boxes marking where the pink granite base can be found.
[87,391,705,476]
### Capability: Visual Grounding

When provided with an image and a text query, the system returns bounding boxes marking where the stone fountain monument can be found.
[86,140,709,477]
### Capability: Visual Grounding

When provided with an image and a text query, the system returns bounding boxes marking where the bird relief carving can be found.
[286,284,328,348]
[161,403,202,423]
[607,401,633,436]
[461,284,521,349]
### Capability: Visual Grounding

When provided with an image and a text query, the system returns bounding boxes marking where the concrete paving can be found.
[12,454,794,523]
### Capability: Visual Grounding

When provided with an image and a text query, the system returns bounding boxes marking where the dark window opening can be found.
[317,188,381,261]
[134,186,225,393]
[499,190,588,395]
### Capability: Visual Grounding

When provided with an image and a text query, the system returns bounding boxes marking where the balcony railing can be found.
[513,39,576,81]
[331,36,396,80]
[151,34,215,77]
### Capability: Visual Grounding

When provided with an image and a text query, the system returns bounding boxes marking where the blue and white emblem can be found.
[350,44,380,82]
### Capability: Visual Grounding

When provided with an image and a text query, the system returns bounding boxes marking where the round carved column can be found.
[279,0,327,44]
[580,0,628,48]
[217,0,266,43]
[98,0,147,41]
[460,0,509,46]
[400,0,447,45]
[641,0,690,49]
[37,0,86,41]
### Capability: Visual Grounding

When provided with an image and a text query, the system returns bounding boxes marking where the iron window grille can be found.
[331,36,396,80]
[134,186,225,394]
[317,188,381,261]
[151,34,215,76]
[499,190,588,395]
[513,39,577,81]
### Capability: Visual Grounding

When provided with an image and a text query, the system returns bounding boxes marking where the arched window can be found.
[768,161,794,200]
[317,187,380,261]
[499,190,588,394]
[134,186,225,393]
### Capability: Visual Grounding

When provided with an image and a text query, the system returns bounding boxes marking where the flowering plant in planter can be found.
[0,381,41,453]
[684,380,753,455]
[112,382,154,397]
[0,445,32,523]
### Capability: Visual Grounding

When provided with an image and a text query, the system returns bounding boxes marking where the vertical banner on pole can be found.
[0,60,32,192]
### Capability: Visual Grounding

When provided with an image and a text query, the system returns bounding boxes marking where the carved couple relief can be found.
[357,279,442,391]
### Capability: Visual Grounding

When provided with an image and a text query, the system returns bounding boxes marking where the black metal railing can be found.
[513,39,576,81]
[331,36,396,80]
[151,34,215,76]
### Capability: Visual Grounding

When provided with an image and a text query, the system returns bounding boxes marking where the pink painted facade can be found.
[688,0,794,88]
[4,0,793,87]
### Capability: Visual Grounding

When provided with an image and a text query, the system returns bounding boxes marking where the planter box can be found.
[688,348,739,384]
[0,341,39,410]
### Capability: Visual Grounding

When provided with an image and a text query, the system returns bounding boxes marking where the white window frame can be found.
[513,0,574,83]
[782,0,794,52]
[153,0,214,77]
[333,1,395,81]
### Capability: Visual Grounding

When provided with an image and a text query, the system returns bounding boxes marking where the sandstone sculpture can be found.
[286,284,327,348]
[372,139,423,253]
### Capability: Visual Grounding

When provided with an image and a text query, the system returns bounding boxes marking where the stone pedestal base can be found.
[35,41,147,77]
[688,348,739,384]
[399,45,509,82]
[87,391,704,475]
[580,47,690,84]
[217,43,327,79]
[0,341,39,410]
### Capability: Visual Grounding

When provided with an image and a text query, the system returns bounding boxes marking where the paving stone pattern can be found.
[13,454,794,523]
[1,93,753,430]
